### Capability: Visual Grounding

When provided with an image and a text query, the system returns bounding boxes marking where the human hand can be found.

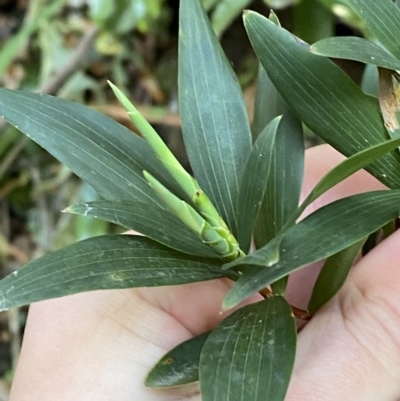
[8,145,400,401]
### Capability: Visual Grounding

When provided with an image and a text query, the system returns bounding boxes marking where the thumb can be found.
[287,229,400,401]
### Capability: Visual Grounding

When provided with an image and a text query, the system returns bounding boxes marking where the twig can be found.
[36,25,98,95]
[259,287,311,321]
[0,136,29,181]
[0,24,99,138]
[8,308,21,371]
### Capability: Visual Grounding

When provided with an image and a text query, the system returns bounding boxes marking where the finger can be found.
[9,289,203,401]
[287,229,400,401]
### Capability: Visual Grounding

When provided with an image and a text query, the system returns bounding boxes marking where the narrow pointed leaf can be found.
[244,11,400,189]
[292,137,400,224]
[0,89,184,205]
[311,37,400,70]
[179,0,252,234]
[236,117,280,252]
[0,235,234,311]
[66,201,218,258]
[252,66,304,248]
[145,331,210,388]
[223,190,400,309]
[294,0,334,44]
[344,0,400,59]
[308,238,366,315]
[199,296,296,401]
[362,64,379,97]
[108,82,200,202]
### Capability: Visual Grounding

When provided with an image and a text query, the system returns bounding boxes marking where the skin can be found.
[8,144,400,401]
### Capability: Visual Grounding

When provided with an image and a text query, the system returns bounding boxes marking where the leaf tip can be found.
[243,9,259,23]
[221,294,238,311]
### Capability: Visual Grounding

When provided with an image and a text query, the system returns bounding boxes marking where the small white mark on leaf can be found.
[0,292,9,312]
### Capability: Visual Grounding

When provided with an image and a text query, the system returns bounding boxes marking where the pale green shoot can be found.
[144,171,242,260]
[108,81,198,199]
[108,81,243,259]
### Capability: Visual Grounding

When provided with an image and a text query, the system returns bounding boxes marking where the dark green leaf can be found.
[294,0,334,44]
[344,0,400,59]
[66,200,218,258]
[311,37,400,70]
[0,89,184,206]
[252,66,304,249]
[308,238,366,315]
[244,11,400,189]
[179,0,252,234]
[223,190,400,308]
[291,137,400,224]
[0,235,234,311]
[236,117,280,253]
[199,296,296,401]
[362,64,379,97]
[145,331,209,388]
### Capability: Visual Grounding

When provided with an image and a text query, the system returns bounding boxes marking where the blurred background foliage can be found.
[0,0,367,397]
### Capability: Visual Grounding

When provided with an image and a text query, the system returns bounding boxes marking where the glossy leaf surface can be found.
[0,89,183,206]
[344,0,400,59]
[179,0,252,234]
[146,331,209,388]
[200,296,296,401]
[236,117,280,252]
[308,238,366,315]
[244,11,400,189]
[66,201,218,258]
[311,37,400,70]
[224,190,400,308]
[0,235,233,311]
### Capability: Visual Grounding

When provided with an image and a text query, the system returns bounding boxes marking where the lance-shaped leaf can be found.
[145,331,210,388]
[244,11,400,190]
[252,66,304,249]
[223,190,400,309]
[344,0,400,59]
[199,296,296,401]
[236,116,281,253]
[294,0,334,44]
[362,64,379,97]
[179,0,252,235]
[308,238,366,315]
[284,136,400,228]
[0,235,235,311]
[311,37,400,71]
[0,89,183,206]
[66,201,218,258]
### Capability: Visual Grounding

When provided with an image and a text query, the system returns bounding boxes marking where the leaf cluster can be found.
[1,0,400,399]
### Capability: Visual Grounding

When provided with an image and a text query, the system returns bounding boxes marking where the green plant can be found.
[1,0,400,399]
